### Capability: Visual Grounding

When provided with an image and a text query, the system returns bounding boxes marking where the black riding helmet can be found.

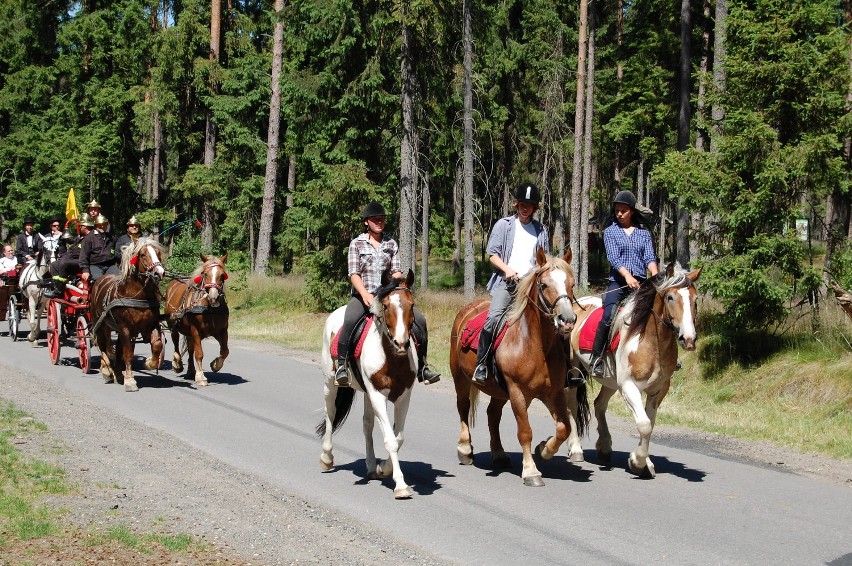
[514,183,541,205]
[362,201,387,219]
[613,190,637,209]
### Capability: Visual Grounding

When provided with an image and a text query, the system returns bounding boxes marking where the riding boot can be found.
[417,354,441,384]
[43,278,65,299]
[334,356,350,387]
[589,321,610,378]
[473,328,494,383]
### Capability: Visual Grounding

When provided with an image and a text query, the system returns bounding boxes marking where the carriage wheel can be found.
[76,315,91,374]
[7,296,19,342]
[46,300,62,365]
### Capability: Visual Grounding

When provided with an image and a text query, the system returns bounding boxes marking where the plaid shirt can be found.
[603,221,657,281]
[347,233,401,295]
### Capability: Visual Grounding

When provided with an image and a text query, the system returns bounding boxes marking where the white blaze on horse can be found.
[19,248,54,344]
[317,270,419,499]
[568,264,701,478]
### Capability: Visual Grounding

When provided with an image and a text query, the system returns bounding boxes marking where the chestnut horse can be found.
[89,238,166,392]
[318,270,420,499]
[164,254,229,387]
[568,264,701,477]
[449,249,589,487]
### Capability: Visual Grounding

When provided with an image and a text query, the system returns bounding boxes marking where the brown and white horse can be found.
[317,269,420,499]
[164,254,229,387]
[568,264,701,477]
[89,238,166,392]
[449,249,589,487]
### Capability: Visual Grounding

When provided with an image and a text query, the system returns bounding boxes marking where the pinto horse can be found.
[19,247,55,343]
[568,264,701,477]
[449,249,589,487]
[164,254,229,387]
[89,238,166,392]
[318,269,420,499]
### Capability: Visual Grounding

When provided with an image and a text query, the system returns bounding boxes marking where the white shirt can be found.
[506,217,538,277]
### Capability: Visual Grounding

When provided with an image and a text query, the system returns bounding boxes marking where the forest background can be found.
[0,3,851,352]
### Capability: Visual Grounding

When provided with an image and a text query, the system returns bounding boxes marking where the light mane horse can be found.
[568,264,701,477]
[89,238,166,392]
[318,269,419,499]
[164,254,229,387]
[19,247,55,343]
[450,249,590,487]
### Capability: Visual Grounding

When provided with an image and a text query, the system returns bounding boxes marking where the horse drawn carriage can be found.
[0,268,22,340]
[45,279,93,372]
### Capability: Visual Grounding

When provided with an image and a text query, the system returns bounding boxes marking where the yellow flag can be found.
[65,188,79,222]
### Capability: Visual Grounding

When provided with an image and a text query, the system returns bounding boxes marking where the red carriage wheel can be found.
[76,314,91,374]
[47,300,62,365]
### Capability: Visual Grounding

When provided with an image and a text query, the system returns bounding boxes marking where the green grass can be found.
[226,272,852,461]
[85,525,202,554]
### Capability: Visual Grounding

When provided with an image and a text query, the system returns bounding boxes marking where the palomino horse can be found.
[568,264,701,477]
[164,254,229,386]
[449,248,589,487]
[19,247,55,343]
[89,238,166,392]
[318,270,420,499]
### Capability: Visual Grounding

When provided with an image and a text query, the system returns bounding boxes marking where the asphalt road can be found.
[0,323,850,565]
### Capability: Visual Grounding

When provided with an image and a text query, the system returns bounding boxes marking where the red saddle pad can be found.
[459,310,509,351]
[330,316,374,360]
[578,306,621,352]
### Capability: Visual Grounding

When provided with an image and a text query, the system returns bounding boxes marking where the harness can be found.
[165,261,228,321]
[89,256,163,335]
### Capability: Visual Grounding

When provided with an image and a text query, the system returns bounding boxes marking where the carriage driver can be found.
[116,215,142,253]
[334,201,441,388]
[80,214,119,283]
[43,215,94,298]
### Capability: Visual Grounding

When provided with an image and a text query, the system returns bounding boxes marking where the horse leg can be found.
[120,331,138,392]
[189,328,207,386]
[594,385,617,464]
[98,328,116,384]
[144,325,163,371]
[619,379,656,477]
[565,388,585,463]
[487,397,511,469]
[629,381,671,479]
[508,389,543,487]
[319,380,337,470]
[365,387,413,499]
[210,328,229,372]
[455,379,475,465]
[27,296,40,343]
[171,327,183,373]
[535,390,572,462]
[362,392,378,479]
[376,387,413,481]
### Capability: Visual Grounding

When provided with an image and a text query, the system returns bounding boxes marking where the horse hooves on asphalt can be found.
[394,487,414,499]
[523,475,545,487]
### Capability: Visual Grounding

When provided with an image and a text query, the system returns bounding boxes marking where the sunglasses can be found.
[51,224,60,227]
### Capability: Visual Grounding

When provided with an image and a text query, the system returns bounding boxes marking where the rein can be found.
[373,286,414,347]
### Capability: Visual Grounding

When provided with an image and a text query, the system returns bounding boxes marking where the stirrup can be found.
[334,363,350,387]
[420,366,441,385]
[589,356,604,378]
[566,367,586,387]
[472,362,488,383]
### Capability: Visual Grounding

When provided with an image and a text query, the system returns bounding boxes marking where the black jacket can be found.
[80,231,117,273]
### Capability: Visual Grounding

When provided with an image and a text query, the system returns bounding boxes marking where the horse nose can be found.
[679,335,697,351]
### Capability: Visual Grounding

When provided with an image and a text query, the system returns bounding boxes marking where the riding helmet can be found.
[362,201,387,219]
[613,190,637,209]
[514,183,541,205]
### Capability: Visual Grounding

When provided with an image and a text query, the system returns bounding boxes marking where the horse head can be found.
[372,269,415,356]
[122,238,165,282]
[514,248,578,336]
[658,264,702,350]
[196,253,228,307]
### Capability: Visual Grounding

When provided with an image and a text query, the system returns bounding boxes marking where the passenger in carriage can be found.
[333,201,441,388]
[38,216,64,258]
[85,199,102,222]
[14,216,39,265]
[472,182,550,384]
[588,190,659,378]
[0,245,18,286]
[115,215,142,254]
[80,214,119,283]
[43,215,94,298]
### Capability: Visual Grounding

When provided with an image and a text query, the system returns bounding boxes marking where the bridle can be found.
[373,286,414,346]
[194,260,228,294]
[533,267,579,320]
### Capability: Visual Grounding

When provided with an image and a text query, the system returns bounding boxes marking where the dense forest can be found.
[0,0,850,326]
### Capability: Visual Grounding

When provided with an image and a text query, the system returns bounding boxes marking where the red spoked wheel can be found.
[46,300,62,365]
[76,314,91,374]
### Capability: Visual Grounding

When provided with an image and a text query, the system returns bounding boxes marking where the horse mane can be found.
[619,269,694,343]
[119,237,165,283]
[371,275,407,316]
[505,255,570,326]
[191,255,223,278]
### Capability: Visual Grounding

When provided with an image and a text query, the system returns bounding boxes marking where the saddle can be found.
[330,315,374,360]
[578,306,621,352]
[459,310,510,352]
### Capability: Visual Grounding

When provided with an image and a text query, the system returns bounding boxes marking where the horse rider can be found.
[473,182,551,384]
[334,201,441,388]
[43,214,94,298]
[588,190,659,378]
[15,216,39,265]
[80,214,119,284]
[116,215,142,254]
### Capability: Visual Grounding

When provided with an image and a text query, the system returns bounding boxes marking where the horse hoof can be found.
[597,451,612,465]
[210,359,224,372]
[457,448,474,466]
[535,439,555,461]
[320,455,334,471]
[628,456,655,478]
[376,462,393,479]
[173,361,183,373]
[394,487,414,499]
[367,471,381,481]
[569,451,585,463]
[125,383,139,392]
[492,455,512,469]
[196,379,209,387]
[523,475,545,487]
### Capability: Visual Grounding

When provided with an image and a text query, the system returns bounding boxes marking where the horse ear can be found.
[200,254,208,262]
[220,253,227,264]
[688,266,702,282]
[536,247,548,267]
[406,268,415,288]
[562,248,572,264]
[665,262,675,278]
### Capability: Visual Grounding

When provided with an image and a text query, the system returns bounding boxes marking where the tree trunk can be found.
[579,2,595,289]
[690,0,712,261]
[421,168,430,288]
[452,164,462,276]
[570,0,588,278]
[399,9,416,273]
[675,0,693,268]
[254,0,285,274]
[711,0,727,152]
[614,0,624,192]
[201,0,222,250]
[462,0,475,299]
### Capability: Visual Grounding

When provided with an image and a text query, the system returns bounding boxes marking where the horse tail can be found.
[315,387,356,437]
[467,386,480,428]
[573,383,591,438]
